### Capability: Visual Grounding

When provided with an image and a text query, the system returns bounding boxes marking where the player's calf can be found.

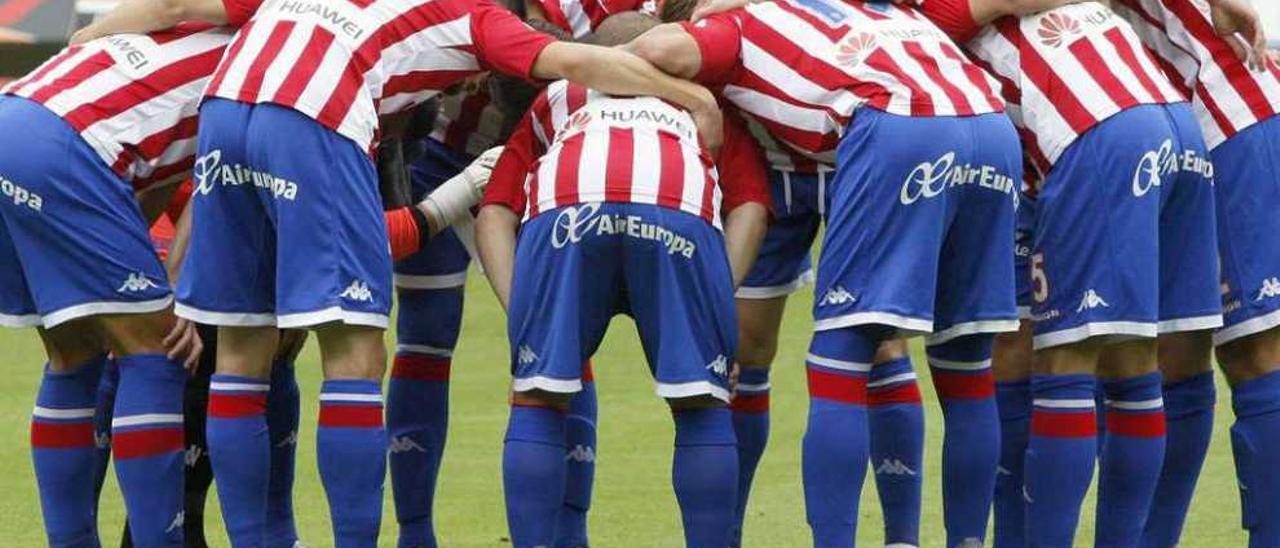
[1096,340,1165,548]
[991,321,1033,548]
[668,396,738,548]
[504,390,572,548]
[867,340,923,548]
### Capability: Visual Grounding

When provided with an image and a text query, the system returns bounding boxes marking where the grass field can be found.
[0,272,1251,546]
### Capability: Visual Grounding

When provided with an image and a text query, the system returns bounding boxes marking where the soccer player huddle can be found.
[2,0,1279,543]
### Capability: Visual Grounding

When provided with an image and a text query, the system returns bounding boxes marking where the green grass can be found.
[0,273,1250,546]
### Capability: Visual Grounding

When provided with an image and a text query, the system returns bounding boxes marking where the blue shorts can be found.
[394,138,472,291]
[1029,104,1221,349]
[1015,192,1036,320]
[1212,114,1280,345]
[736,169,828,299]
[508,203,737,401]
[175,99,392,329]
[0,96,171,328]
[814,108,1021,343]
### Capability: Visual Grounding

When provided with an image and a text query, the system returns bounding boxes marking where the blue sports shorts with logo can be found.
[176,98,392,329]
[736,168,829,299]
[1029,103,1220,349]
[1212,114,1280,346]
[507,202,737,401]
[0,96,171,328]
[395,138,472,292]
[814,108,1021,343]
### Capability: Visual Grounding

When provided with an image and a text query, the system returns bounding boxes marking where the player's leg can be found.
[1095,340,1165,547]
[866,339,924,548]
[1205,113,1280,547]
[178,325,216,548]
[266,330,305,548]
[557,359,598,548]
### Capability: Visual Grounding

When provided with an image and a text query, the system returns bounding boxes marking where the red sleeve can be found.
[915,0,982,43]
[715,111,771,216]
[483,96,548,214]
[221,0,263,27]
[166,179,193,222]
[678,12,744,85]
[471,0,558,80]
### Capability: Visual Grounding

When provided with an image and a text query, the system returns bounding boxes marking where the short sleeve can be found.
[471,0,558,80]
[716,111,771,215]
[678,12,744,85]
[221,0,264,27]
[915,0,982,43]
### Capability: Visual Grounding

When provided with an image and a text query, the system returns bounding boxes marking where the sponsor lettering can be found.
[103,35,151,72]
[278,0,368,41]
[0,175,43,212]
[193,150,299,201]
[1132,139,1214,197]
[900,152,1016,205]
[550,203,698,258]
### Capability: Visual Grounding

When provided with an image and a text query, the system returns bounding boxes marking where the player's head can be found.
[658,0,696,23]
[584,12,660,47]
[488,18,572,135]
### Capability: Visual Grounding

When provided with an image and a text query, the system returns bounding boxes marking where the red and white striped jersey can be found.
[534,0,654,38]
[428,87,507,156]
[484,80,769,227]
[921,1,1186,174]
[206,0,556,152]
[2,26,233,190]
[681,0,1004,164]
[1111,0,1280,148]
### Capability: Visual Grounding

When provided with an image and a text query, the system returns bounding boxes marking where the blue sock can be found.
[927,334,1000,547]
[993,380,1031,548]
[503,405,567,548]
[1097,373,1166,547]
[32,356,107,547]
[803,328,876,548]
[672,406,738,548]
[867,356,923,547]
[556,365,597,548]
[266,362,301,548]
[112,354,186,547]
[207,374,271,547]
[317,379,388,548]
[728,365,770,548]
[388,350,451,548]
[1141,371,1215,548]
[1025,374,1097,547]
[93,359,119,512]
[1228,370,1280,548]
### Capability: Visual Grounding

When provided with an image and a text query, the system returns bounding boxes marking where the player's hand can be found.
[728,361,742,399]
[163,317,204,371]
[464,146,504,199]
[1210,0,1268,71]
[68,27,97,45]
[691,102,724,156]
[691,0,750,21]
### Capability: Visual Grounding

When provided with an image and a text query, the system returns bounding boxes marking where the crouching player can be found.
[476,16,770,547]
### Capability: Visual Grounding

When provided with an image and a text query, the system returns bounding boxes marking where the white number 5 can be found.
[1031,252,1049,304]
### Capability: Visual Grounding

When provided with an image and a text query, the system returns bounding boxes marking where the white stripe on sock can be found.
[319,393,383,404]
[1033,398,1095,409]
[111,413,183,428]
[1105,398,1164,410]
[209,381,270,392]
[32,406,95,419]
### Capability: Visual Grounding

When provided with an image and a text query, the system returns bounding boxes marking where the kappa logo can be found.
[1076,289,1110,312]
[566,444,596,463]
[1257,277,1280,301]
[900,152,1016,205]
[117,272,159,294]
[94,431,111,450]
[518,345,539,365]
[706,355,730,377]
[819,286,856,307]
[996,465,1013,476]
[875,458,917,476]
[835,32,878,67]
[165,511,185,534]
[0,175,43,212]
[193,149,300,201]
[276,430,298,448]
[389,436,427,454]
[184,444,205,468]
[340,280,373,302]
[1037,12,1082,47]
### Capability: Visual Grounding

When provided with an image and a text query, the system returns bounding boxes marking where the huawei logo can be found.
[835,32,878,67]
[1037,12,1081,48]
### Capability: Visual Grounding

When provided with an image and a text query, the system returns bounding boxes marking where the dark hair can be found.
[658,0,696,23]
[583,12,660,47]
[487,18,573,127]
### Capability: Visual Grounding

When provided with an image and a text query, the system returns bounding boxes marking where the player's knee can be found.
[666,394,727,413]
[1217,327,1280,385]
[512,389,572,412]
[316,324,387,380]
[217,325,281,378]
[1034,338,1106,376]
[736,300,784,366]
[1157,331,1214,383]
[992,320,1034,382]
[275,329,309,362]
[98,309,176,355]
[872,338,910,364]
[737,332,778,368]
[1099,338,1159,379]
[37,321,107,372]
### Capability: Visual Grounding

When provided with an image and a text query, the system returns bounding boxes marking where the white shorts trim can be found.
[927,357,993,371]
[1105,398,1163,410]
[394,271,467,290]
[813,311,933,335]
[512,376,583,394]
[735,270,815,300]
[1032,321,1157,350]
[1158,314,1223,334]
[43,296,174,329]
[111,413,183,428]
[1017,306,1032,320]
[0,312,40,328]
[1033,398,1094,409]
[396,343,454,357]
[277,307,389,330]
[655,381,730,402]
[806,353,871,373]
[175,303,276,327]
[32,406,96,419]
[927,319,1020,345]
[1215,307,1280,346]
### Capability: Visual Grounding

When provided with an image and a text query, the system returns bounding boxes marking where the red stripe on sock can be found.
[931,369,995,400]
[1031,410,1097,438]
[31,421,95,448]
[582,360,595,383]
[112,427,183,459]
[868,382,923,406]
[807,368,867,405]
[319,404,383,428]
[730,392,770,413]
[208,393,267,418]
[392,354,451,382]
[1106,411,1167,438]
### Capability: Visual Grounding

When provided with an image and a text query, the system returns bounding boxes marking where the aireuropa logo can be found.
[900,152,1015,205]
[193,150,300,201]
[0,175,42,212]
[1132,139,1214,197]
[550,204,697,257]
[835,32,878,68]
[1037,12,1081,47]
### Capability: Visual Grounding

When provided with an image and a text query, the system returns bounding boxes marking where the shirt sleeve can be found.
[471,0,559,80]
[715,110,771,216]
[221,0,264,27]
[915,0,982,43]
[678,12,744,85]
